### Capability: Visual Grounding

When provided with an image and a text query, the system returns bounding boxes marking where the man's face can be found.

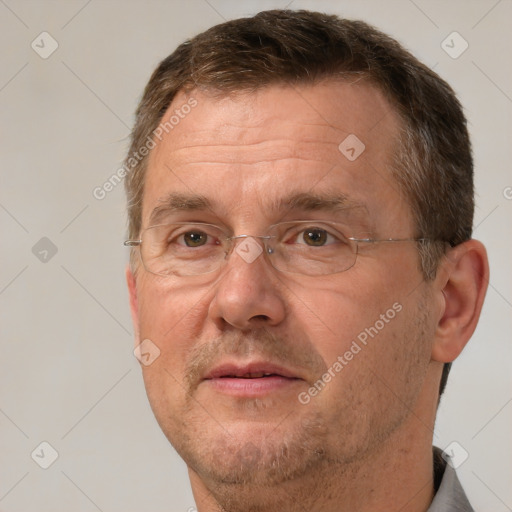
[128,81,437,486]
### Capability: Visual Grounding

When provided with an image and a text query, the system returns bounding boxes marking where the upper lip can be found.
[204,361,301,380]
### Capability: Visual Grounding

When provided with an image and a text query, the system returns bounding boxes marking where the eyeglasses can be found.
[124,220,432,277]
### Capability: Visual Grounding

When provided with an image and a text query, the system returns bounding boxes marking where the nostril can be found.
[252,315,269,322]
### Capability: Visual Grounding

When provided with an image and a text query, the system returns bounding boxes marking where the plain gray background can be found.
[1,1,511,511]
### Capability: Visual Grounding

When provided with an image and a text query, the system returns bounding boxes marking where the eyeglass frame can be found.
[124,220,440,277]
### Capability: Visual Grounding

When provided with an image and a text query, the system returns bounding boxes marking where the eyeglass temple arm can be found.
[124,240,142,247]
[348,237,431,243]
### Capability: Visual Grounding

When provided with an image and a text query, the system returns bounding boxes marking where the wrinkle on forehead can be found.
[151,80,399,156]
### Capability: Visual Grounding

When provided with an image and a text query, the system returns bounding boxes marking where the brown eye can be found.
[182,231,208,247]
[303,229,328,246]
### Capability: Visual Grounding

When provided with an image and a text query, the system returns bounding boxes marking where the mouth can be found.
[203,362,302,396]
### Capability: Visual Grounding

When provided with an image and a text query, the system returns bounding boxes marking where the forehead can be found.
[142,80,411,233]
[155,80,396,156]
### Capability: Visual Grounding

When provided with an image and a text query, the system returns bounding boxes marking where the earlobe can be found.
[431,240,489,363]
[126,265,140,345]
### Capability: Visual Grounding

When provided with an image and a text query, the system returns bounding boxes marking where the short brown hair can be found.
[125,9,475,394]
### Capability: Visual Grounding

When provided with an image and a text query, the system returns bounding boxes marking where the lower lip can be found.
[204,376,300,396]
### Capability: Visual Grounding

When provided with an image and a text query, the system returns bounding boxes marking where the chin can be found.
[165,409,332,487]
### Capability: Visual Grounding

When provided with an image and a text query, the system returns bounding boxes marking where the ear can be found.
[431,239,489,363]
[126,264,140,346]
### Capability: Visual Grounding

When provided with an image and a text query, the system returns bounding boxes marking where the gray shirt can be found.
[427,447,474,512]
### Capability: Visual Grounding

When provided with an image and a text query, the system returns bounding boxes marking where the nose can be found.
[207,236,287,330]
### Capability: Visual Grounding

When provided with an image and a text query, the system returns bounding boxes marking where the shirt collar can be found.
[427,446,474,512]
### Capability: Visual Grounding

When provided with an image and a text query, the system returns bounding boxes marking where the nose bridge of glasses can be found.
[227,234,273,241]
[226,234,273,256]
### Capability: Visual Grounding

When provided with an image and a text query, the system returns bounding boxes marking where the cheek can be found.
[284,255,428,410]
[285,268,408,362]
[294,282,432,425]
[136,277,209,369]
[137,278,210,435]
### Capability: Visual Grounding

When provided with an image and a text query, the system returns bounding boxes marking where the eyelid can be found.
[170,224,225,239]
[278,220,348,233]
[276,221,349,244]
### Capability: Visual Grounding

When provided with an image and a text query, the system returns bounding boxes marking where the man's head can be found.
[124,10,488,510]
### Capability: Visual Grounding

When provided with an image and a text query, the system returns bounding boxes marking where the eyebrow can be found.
[148,191,367,226]
[274,191,366,214]
[149,193,214,225]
